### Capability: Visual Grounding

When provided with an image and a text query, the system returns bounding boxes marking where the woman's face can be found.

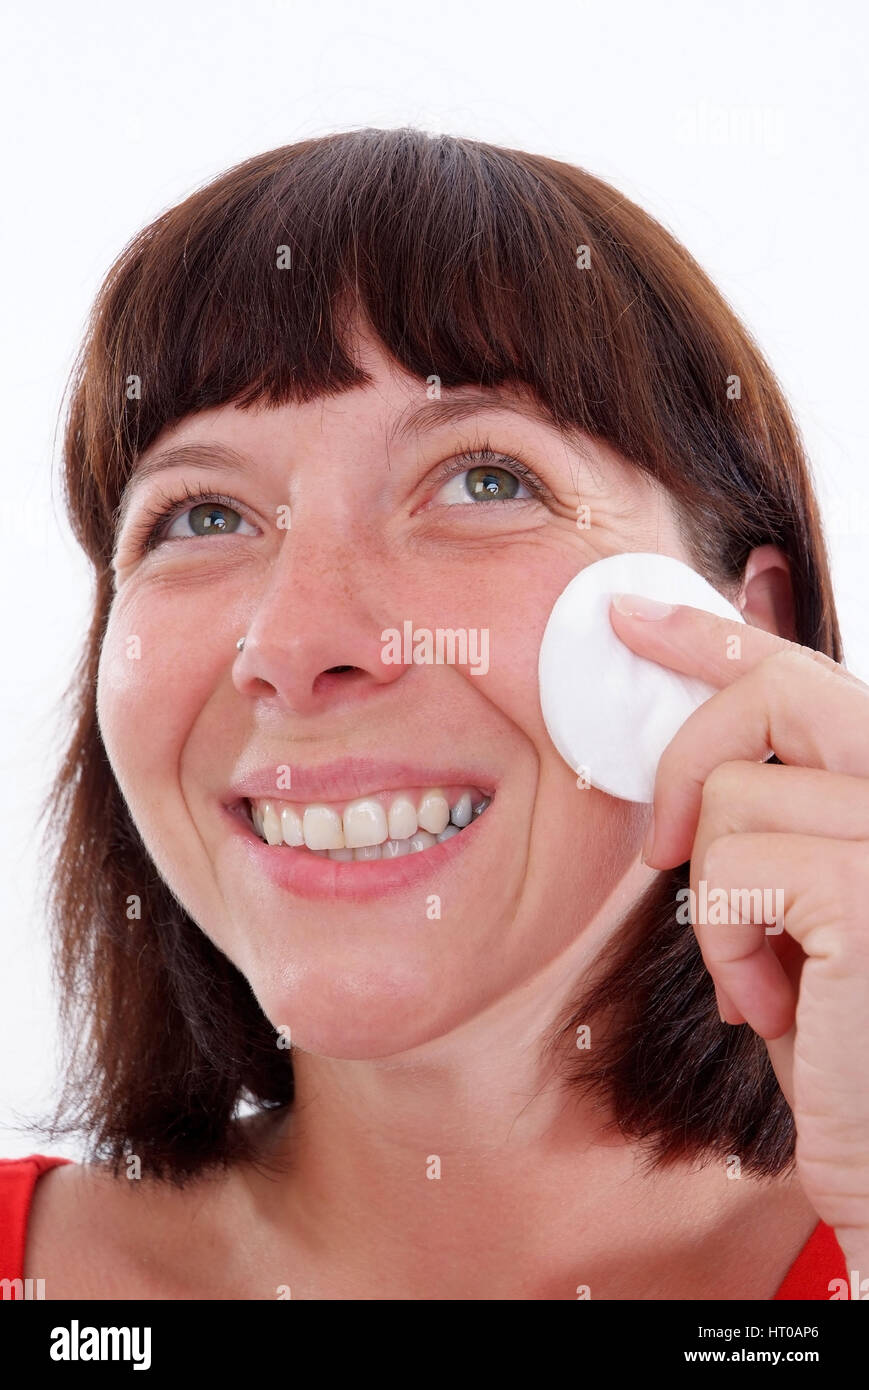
[98,326,692,1058]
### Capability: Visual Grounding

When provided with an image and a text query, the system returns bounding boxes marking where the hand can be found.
[609,591,869,1271]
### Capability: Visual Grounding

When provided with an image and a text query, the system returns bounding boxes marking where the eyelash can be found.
[429,442,550,504]
[128,482,249,554]
[128,442,549,552]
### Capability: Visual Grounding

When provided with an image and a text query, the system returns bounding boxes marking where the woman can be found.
[2,127,866,1300]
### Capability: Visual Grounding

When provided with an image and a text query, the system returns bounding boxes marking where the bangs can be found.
[68,127,765,577]
[78,128,643,539]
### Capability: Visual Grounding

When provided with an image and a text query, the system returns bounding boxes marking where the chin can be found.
[247,954,479,1061]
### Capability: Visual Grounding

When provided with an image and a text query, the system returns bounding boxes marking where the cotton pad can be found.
[538,552,745,803]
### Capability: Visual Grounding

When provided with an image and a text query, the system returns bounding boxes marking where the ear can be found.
[736,544,798,642]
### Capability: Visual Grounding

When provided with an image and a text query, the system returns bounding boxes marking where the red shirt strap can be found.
[0,1154,74,1284]
[774,1220,849,1299]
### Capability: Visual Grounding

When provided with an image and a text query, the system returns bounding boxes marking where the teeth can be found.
[382,837,411,858]
[303,804,345,850]
[343,798,389,849]
[246,783,492,856]
[280,805,304,846]
[416,792,450,835]
[408,830,437,853]
[387,795,417,841]
[262,803,283,846]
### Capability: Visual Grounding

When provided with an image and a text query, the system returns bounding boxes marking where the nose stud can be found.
[236,636,246,652]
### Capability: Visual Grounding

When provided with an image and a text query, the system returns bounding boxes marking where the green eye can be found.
[466,466,525,500]
[435,464,534,505]
[128,485,258,553]
[180,502,244,536]
[160,499,257,542]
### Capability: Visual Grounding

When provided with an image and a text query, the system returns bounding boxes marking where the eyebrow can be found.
[114,443,251,538]
[114,387,568,536]
[387,386,563,442]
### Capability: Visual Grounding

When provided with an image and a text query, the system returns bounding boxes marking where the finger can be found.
[698,759,869,1028]
[689,761,869,901]
[687,759,869,1025]
[641,648,869,869]
[764,1022,797,1110]
[689,831,867,1039]
[713,980,745,1026]
[609,595,857,691]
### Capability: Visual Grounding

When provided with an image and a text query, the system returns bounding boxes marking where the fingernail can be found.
[611,592,676,619]
[713,984,735,1025]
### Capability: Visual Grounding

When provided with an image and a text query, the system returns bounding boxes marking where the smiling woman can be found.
[3,126,864,1302]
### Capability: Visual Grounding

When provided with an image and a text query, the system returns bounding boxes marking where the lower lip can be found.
[220,801,491,902]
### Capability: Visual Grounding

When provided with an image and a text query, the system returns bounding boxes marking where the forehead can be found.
[143,385,567,457]
[117,336,657,531]
[122,361,581,493]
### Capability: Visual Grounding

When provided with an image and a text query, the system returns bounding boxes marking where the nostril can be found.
[326,666,355,674]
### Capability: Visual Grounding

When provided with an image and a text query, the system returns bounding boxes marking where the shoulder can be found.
[24,1153,240,1298]
[19,1112,286,1299]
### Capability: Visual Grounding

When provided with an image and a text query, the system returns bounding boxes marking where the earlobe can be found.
[738,544,798,642]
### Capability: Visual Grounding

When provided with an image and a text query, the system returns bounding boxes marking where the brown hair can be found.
[34,127,842,1182]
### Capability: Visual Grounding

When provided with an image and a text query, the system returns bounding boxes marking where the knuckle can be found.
[701,832,732,881]
[756,648,801,692]
[701,760,753,813]
[760,644,838,683]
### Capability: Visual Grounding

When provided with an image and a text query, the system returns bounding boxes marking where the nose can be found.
[231,523,406,715]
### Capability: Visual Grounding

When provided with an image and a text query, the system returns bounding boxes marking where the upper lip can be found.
[226,756,497,806]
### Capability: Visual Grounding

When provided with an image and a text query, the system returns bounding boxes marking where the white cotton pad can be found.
[537,552,745,803]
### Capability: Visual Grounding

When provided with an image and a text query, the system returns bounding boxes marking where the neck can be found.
[233,860,790,1295]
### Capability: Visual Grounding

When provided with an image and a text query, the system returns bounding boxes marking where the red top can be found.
[0,1153,851,1298]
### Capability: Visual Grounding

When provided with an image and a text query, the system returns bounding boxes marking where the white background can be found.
[1,0,867,1158]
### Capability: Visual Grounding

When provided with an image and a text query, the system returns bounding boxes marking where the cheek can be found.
[96,590,215,808]
[405,545,648,876]
[403,544,580,743]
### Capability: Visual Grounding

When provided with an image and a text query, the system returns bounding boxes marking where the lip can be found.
[220,797,492,902]
[226,756,498,806]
